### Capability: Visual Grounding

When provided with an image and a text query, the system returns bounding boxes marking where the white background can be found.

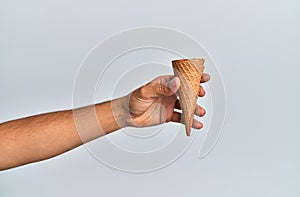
[0,0,299,196]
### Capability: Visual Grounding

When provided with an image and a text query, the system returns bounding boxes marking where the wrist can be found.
[94,96,128,135]
[109,96,129,129]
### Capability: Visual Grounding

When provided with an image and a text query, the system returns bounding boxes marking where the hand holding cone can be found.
[172,58,205,136]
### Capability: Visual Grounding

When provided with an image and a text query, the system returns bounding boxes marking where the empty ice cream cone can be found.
[172,58,205,136]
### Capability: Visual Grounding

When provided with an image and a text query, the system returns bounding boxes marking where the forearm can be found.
[0,109,81,170]
[0,97,127,170]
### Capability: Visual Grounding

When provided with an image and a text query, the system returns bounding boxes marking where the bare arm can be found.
[0,74,210,170]
[0,98,127,170]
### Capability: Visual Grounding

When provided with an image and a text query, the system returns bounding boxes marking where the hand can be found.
[120,74,210,129]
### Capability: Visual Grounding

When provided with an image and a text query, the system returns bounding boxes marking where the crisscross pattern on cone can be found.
[172,58,205,136]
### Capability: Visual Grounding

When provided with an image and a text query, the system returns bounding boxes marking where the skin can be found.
[0,74,210,170]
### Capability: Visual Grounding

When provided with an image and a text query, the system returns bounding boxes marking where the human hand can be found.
[119,74,210,129]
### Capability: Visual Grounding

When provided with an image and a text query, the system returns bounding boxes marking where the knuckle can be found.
[158,84,169,95]
[139,85,148,96]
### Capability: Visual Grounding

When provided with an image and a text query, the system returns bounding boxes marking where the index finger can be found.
[201,73,210,83]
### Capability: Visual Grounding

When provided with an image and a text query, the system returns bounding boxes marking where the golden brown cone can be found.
[172,58,205,136]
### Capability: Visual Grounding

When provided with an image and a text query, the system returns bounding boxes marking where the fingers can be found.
[201,73,210,83]
[170,111,203,129]
[174,99,181,109]
[194,105,206,117]
[199,73,209,97]
[140,76,180,98]
[198,86,206,97]
[192,119,203,129]
[138,73,210,98]
[170,111,181,122]
[174,101,206,117]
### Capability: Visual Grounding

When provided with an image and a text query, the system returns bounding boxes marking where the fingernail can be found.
[169,77,180,90]
[198,123,203,129]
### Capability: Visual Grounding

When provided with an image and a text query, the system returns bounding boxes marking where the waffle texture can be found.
[172,58,205,136]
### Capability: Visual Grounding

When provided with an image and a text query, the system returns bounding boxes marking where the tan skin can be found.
[0,74,210,170]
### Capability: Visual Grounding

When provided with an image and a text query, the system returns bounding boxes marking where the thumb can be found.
[168,76,180,94]
[140,76,181,98]
[154,76,180,96]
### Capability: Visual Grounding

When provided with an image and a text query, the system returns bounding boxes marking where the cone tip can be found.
[185,125,192,136]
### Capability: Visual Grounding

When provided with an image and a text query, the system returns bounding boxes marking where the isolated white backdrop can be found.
[0,0,299,196]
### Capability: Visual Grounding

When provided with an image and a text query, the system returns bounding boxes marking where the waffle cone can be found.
[172,58,205,136]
